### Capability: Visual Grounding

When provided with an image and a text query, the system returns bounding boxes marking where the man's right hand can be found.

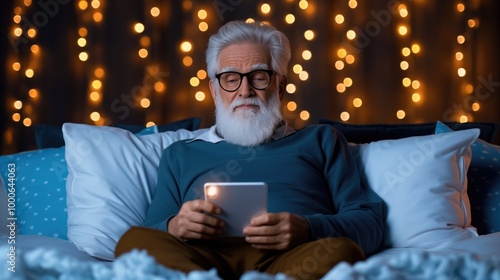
[167,199,224,240]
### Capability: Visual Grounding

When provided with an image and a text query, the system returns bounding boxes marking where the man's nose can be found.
[238,76,255,97]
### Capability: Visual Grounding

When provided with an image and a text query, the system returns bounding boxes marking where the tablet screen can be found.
[204,182,268,237]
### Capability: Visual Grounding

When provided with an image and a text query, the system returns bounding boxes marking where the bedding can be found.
[1,234,500,279]
[1,120,500,279]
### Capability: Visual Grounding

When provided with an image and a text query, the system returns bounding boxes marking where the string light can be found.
[151,7,160,17]
[140,98,151,108]
[396,110,406,119]
[452,1,479,122]
[180,41,193,52]
[30,45,40,54]
[76,0,107,124]
[304,30,315,40]
[190,77,200,87]
[353,98,362,108]
[395,1,424,119]
[302,50,312,60]
[335,14,344,24]
[299,0,308,10]
[286,84,296,94]
[340,111,350,121]
[287,101,297,111]
[134,22,145,34]
[6,0,42,133]
[183,56,193,66]
[195,91,205,101]
[260,3,271,14]
[12,113,21,122]
[299,111,310,121]
[197,69,207,80]
[2,1,488,153]
[198,22,208,32]
[12,62,21,71]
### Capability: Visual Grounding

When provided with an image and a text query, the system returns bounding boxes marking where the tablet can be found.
[204,182,268,237]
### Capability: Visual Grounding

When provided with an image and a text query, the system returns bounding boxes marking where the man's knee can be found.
[322,237,365,264]
[280,237,365,280]
[115,226,162,257]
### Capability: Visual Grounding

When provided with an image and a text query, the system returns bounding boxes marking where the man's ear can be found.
[278,75,287,101]
[209,79,217,103]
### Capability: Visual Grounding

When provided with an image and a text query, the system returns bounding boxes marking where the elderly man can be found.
[116,20,384,279]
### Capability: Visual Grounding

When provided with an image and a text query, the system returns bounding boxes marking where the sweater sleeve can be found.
[143,147,182,232]
[303,127,386,255]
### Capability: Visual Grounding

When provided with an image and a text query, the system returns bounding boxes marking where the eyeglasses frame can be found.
[215,69,275,92]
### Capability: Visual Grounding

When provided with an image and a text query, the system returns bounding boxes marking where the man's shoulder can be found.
[294,124,347,145]
[297,124,338,135]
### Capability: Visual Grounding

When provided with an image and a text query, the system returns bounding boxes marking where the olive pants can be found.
[115,227,364,280]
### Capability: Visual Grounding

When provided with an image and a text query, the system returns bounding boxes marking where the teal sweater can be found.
[144,125,385,255]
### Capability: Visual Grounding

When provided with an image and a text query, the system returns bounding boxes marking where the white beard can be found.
[215,92,282,147]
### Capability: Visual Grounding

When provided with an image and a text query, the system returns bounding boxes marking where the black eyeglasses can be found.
[215,69,274,92]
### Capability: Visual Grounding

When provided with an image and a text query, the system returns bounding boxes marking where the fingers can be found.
[243,213,287,249]
[188,199,221,215]
[244,231,291,250]
[168,200,224,240]
[243,213,310,250]
[249,212,276,226]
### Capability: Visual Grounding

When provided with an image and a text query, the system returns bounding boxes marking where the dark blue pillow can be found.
[319,119,500,144]
[34,124,65,149]
[34,118,201,149]
[116,117,201,134]
[436,121,500,234]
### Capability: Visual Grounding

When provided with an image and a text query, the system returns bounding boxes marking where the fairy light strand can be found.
[335,0,359,122]
[9,1,40,128]
[455,1,480,123]
[3,1,488,153]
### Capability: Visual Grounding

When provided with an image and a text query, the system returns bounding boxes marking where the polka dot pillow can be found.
[0,147,69,239]
[436,121,500,234]
[0,125,160,240]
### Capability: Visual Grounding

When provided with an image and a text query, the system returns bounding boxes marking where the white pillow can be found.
[349,129,480,249]
[63,123,207,260]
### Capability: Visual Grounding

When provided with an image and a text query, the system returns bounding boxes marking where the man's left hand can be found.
[243,212,310,250]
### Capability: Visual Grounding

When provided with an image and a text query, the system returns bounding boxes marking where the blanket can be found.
[324,250,500,280]
[2,245,500,279]
[0,246,290,280]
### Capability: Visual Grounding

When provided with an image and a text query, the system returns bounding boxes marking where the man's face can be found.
[209,42,286,146]
[209,43,283,113]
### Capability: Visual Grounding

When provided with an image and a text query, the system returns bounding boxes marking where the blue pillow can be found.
[436,121,500,234]
[0,147,69,239]
[0,126,161,240]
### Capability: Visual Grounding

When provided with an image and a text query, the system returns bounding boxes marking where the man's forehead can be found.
[221,63,270,72]
[218,43,271,70]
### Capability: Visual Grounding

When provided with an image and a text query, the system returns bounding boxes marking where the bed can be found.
[1,119,500,279]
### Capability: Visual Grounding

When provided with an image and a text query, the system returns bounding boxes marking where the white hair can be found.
[206,21,291,80]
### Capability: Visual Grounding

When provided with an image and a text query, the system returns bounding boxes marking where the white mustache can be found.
[230,98,262,110]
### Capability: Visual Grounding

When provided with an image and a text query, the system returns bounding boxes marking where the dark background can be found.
[2,0,499,154]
